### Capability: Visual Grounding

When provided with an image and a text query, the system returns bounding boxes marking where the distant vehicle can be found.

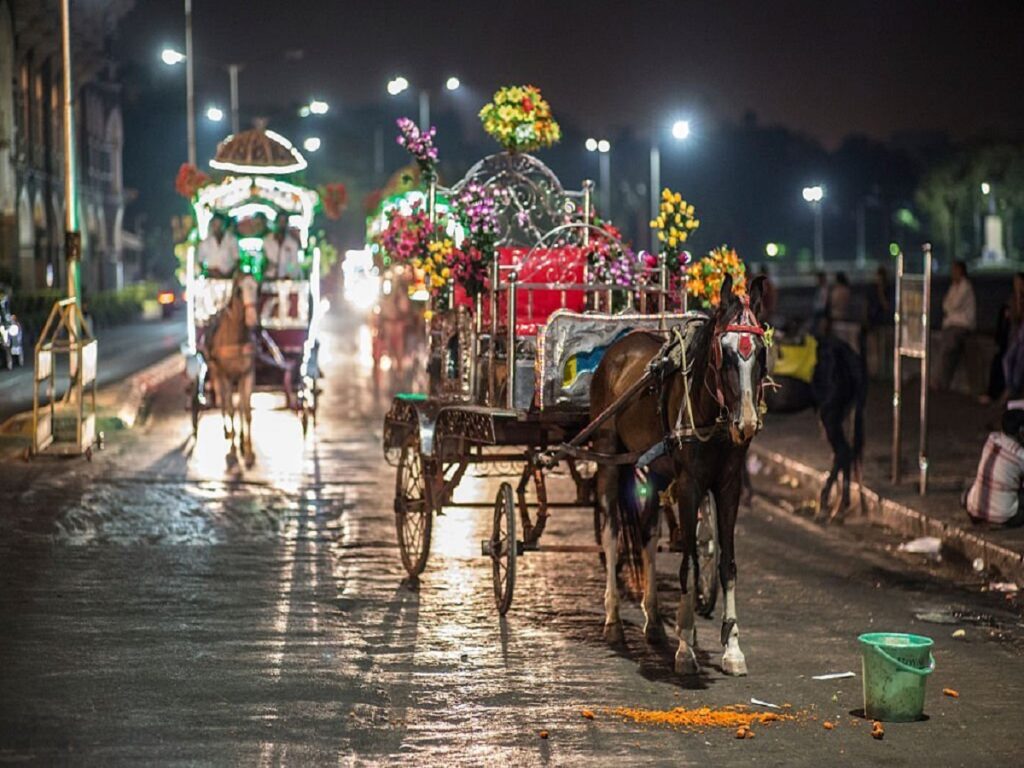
[0,292,24,369]
[157,287,179,318]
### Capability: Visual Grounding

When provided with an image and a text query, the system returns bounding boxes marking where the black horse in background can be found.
[765,329,868,515]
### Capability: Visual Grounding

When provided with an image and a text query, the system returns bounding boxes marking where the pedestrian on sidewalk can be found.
[811,271,830,334]
[963,406,1024,527]
[1001,273,1024,399]
[938,260,976,390]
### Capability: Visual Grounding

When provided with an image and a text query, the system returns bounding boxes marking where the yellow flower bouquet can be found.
[650,188,700,275]
[479,85,561,153]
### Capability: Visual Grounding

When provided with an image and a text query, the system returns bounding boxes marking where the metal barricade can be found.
[32,297,98,458]
[892,244,932,494]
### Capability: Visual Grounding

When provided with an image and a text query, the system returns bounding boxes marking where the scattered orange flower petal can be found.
[943,688,960,698]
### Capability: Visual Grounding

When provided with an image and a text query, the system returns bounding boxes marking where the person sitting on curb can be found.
[963,404,1024,527]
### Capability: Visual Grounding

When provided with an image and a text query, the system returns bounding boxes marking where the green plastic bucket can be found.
[858,632,935,722]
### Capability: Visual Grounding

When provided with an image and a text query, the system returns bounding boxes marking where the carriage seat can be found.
[458,246,586,336]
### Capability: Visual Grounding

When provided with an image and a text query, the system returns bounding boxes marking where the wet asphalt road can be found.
[1,307,1022,766]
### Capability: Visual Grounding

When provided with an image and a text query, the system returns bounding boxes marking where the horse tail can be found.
[616,465,651,583]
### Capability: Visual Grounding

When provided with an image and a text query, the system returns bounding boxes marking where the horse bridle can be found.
[708,296,767,421]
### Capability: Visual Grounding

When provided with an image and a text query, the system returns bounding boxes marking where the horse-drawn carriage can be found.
[183,164,323,439]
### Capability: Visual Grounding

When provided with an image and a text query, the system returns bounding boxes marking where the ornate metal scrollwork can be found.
[452,152,583,248]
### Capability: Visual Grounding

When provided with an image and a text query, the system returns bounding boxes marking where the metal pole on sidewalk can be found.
[59,0,80,325]
[185,0,196,165]
[919,243,932,496]
[891,250,903,485]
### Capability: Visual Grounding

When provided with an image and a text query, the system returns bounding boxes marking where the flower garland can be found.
[175,163,211,199]
[452,182,500,296]
[687,245,747,309]
[650,188,700,276]
[396,117,439,182]
[479,85,561,153]
[376,203,433,268]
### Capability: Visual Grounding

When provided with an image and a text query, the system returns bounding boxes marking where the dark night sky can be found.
[115,0,1024,148]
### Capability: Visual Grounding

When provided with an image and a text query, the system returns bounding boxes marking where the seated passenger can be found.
[264,212,303,279]
[199,213,239,278]
[964,406,1024,527]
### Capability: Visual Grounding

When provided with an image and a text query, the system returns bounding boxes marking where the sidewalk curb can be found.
[0,352,184,459]
[749,444,1024,586]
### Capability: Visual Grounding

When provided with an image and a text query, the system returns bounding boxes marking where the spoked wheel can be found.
[695,491,720,619]
[395,443,433,578]
[491,482,517,616]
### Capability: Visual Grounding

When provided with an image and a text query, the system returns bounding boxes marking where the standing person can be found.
[864,266,892,379]
[1001,273,1024,399]
[829,271,852,322]
[811,271,829,333]
[938,260,976,390]
[263,212,303,279]
[198,213,239,277]
[755,264,777,323]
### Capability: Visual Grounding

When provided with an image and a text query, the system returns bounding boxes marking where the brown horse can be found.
[590,274,768,676]
[205,274,257,467]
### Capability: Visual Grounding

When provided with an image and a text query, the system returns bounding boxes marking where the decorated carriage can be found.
[379,91,734,617]
[179,127,335,436]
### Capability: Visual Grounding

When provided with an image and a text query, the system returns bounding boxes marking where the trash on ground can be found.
[942,688,960,698]
[952,629,966,639]
[812,671,856,681]
[539,730,549,739]
[898,536,941,555]
[823,721,835,730]
[735,725,755,739]
[990,582,1020,594]
[915,610,959,624]
[871,721,885,740]
[750,697,780,710]
[612,705,794,732]
[581,709,595,720]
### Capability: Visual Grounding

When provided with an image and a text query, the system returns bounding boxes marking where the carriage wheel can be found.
[695,492,720,619]
[395,443,433,578]
[491,482,517,616]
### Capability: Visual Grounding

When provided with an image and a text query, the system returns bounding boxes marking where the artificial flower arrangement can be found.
[175,163,211,199]
[650,188,700,276]
[376,202,434,269]
[396,117,439,182]
[687,245,747,309]
[479,85,561,153]
[586,221,637,289]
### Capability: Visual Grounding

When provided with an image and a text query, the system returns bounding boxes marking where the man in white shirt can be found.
[965,407,1024,526]
[939,260,976,390]
[263,212,303,279]
[198,214,239,277]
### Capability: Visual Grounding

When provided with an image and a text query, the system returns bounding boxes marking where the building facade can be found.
[0,0,135,294]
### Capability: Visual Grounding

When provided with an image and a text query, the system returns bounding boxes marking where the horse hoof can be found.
[722,650,748,676]
[244,453,255,469]
[644,622,667,645]
[674,648,699,676]
[603,622,625,645]
[225,452,238,467]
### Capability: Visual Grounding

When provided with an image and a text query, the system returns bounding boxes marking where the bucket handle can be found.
[871,643,935,676]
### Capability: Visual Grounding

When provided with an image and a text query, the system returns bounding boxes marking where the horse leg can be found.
[241,369,255,467]
[641,528,664,643]
[674,486,699,675]
[598,462,623,644]
[716,477,748,676]
[821,407,852,515]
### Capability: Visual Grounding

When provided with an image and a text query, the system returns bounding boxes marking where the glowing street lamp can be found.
[671,119,691,140]
[205,105,224,122]
[309,99,329,115]
[802,185,824,203]
[302,136,321,152]
[161,47,186,66]
[386,76,409,96]
[445,76,461,91]
[585,137,598,152]
[981,181,991,195]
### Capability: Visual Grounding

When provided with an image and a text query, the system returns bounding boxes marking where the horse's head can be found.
[232,273,258,329]
[711,273,769,444]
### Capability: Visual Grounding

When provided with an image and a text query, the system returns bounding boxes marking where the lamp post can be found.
[586,138,612,214]
[59,0,79,311]
[184,0,195,164]
[649,119,691,251]
[387,75,460,130]
[802,185,825,268]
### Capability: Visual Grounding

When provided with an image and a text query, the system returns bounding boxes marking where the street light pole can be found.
[418,90,430,130]
[184,0,196,165]
[649,144,660,250]
[599,149,610,215]
[814,201,824,268]
[59,0,80,313]
[228,63,241,133]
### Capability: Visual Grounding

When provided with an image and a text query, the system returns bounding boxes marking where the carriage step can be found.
[481,539,525,557]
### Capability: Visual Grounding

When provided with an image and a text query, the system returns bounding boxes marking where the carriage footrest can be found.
[481,539,525,557]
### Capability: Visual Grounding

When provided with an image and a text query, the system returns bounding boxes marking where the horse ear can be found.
[748,274,767,320]
[719,273,734,309]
